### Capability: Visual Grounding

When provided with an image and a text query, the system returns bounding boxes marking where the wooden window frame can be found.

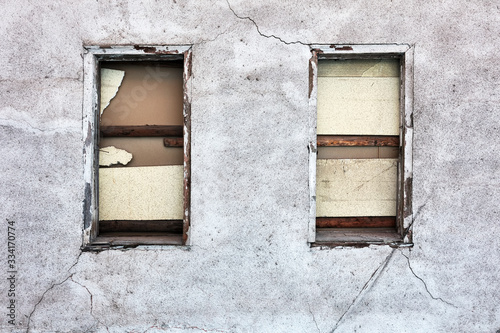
[308,44,414,247]
[82,45,192,250]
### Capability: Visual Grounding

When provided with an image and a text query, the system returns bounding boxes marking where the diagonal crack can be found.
[308,303,321,333]
[226,0,307,46]
[400,250,457,308]
[25,252,83,333]
[330,249,395,333]
[69,277,110,332]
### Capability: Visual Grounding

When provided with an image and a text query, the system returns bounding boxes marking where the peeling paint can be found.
[83,182,92,229]
[330,45,354,51]
[99,68,125,115]
[99,146,133,166]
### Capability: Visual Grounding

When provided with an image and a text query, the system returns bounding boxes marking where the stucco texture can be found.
[1,0,499,332]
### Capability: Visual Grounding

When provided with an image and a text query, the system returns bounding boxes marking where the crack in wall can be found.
[0,117,78,135]
[400,250,457,308]
[25,252,83,333]
[69,276,110,332]
[226,0,307,46]
[330,249,396,333]
[144,322,228,332]
[403,195,430,238]
[308,303,321,333]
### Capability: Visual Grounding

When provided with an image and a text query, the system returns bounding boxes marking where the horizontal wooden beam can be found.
[99,220,183,234]
[100,125,183,137]
[316,216,396,228]
[317,135,399,147]
[163,137,183,147]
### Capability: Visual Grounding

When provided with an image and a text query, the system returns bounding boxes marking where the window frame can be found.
[82,45,192,249]
[308,44,414,247]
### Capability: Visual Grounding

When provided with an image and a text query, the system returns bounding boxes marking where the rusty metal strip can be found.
[317,135,400,147]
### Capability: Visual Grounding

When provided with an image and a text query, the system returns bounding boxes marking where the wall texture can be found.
[1,0,499,332]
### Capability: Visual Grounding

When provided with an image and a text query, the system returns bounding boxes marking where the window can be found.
[82,45,192,249]
[308,44,413,246]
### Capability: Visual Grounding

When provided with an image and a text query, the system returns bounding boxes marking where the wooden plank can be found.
[100,125,183,137]
[99,220,183,233]
[93,233,183,246]
[315,227,401,243]
[163,137,183,147]
[318,135,399,147]
[316,216,396,228]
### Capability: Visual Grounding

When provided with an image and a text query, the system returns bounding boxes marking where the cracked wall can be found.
[1,0,500,332]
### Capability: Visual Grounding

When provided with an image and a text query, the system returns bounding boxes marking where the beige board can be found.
[99,165,183,220]
[318,59,399,78]
[317,77,400,135]
[317,147,399,159]
[316,159,397,217]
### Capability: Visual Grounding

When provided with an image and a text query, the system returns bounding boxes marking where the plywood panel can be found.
[316,159,397,217]
[317,147,399,159]
[99,165,183,220]
[317,77,400,135]
[318,59,399,77]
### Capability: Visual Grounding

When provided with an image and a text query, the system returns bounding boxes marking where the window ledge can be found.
[82,233,183,251]
[312,228,413,248]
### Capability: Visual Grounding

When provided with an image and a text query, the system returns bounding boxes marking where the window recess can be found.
[308,45,414,247]
[82,46,192,249]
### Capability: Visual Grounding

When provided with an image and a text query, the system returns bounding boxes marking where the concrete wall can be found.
[1,1,499,332]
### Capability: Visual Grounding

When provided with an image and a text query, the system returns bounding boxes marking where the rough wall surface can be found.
[1,1,499,332]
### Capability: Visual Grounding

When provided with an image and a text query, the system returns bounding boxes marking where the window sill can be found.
[312,228,412,248]
[82,232,182,251]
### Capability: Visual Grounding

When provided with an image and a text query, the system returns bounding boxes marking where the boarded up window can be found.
[310,46,413,246]
[98,61,187,245]
[82,45,192,249]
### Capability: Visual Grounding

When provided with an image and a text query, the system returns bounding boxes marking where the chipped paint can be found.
[99,146,133,166]
[100,68,125,115]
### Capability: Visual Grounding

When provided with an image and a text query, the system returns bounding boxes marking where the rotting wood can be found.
[163,137,183,147]
[93,233,183,246]
[315,227,401,243]
[317,135,399,147]
[316,216,396,228]
[99,220,183,234]
[330,45,353,51]
[101,125,183,137]
[182,48,192,246]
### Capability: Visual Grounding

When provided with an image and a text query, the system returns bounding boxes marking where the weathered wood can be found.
[93,233,183,246]
[316,216,396,228]
[182,48,192,246]
[315,227,402,244]
[100,125,183,137]
[317,135,399,147]
[163,137,183,147]
[99,220,183,234]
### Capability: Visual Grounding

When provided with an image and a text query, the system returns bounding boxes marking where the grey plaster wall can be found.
[1,1,499,332]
